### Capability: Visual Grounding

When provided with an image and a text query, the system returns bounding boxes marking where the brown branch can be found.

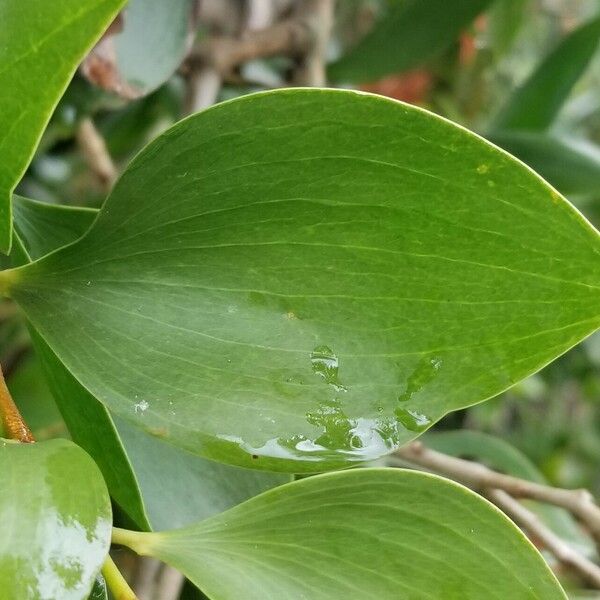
[76,117,117,191]
[0,363,34,443]
[186,17,313,77]
[154,565,185,600]
[488,489,600,589]
[292,0,335,86]
[395,441,600,550]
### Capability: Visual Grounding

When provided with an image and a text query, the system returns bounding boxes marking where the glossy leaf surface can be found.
[117,469,566,599]
[328,0,491,83]
[492,16,600,131]
[0,0,124,253]
[6,89,600,472]
[0,438,112,600]
[82,0,196,99]
[11,197,288,530]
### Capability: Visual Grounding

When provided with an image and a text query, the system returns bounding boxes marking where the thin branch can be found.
[488,489,600,589]
[185,67,222,113]
[153,565,185,600]
[132,557,161,599]
[0,363,34,443]
[395,442,600,550]
[76,117,117,191]
[292,0,335,86]
[186,17,313,76]
[102,555,138,600]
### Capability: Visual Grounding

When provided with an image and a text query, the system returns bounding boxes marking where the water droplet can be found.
[395,407,431,432]
[134,400,149,414]
[310,345,347,392]
[398,355,442,403]
[476,164,489,174]
[85,281,91,286]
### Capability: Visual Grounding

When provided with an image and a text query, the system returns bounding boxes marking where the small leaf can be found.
[82,0,197,99]
[0,438,112,600]
[488,131,600,196]
[5,89,600,472]
[88,576,108,600]
[0,0,125,253]
[491,16,600,131]
[116,468,566,599]
[328,0,492,83]
[13,196,97,259]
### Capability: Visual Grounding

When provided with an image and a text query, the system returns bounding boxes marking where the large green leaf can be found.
[11,196,288,530]
[491,16,600,131]
[488,131,600,196]
[82,0,196,99]
[114,468,566,599]
[0,438,112,600]
[0,0,125,253]
[328,0,492,83]
[3,89,600,472]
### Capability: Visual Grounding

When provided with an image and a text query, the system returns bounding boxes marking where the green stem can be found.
[0,268,18,298]
[101,555,138,600]
[112,527,154,555]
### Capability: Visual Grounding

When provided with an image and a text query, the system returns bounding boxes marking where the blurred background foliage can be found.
[2,1,600,595]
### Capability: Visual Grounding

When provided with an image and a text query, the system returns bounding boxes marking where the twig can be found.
[185,67,223,113]
[395,441,600,551]
[76,117,117,191]
[0,363,33,443]
[153,565,185,600]
[186,17,313,77]
[488,489,600,589]
[102,555,138,600]
[132,557,161,599]
[292,0,335,86]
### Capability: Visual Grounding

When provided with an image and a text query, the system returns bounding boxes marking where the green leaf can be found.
[88,576,108,600]
[82,0,196,99]
[425,430,595,556]
[4,89,600,472]
[0,0,125,253]
[491,16,600,131]
[11,196,288,530]
[328,0,492,83]
[115,468,566,599]
[13,196,97,259]
[488,131,600,196]
[487,0,530,58]
[0,438,112,600]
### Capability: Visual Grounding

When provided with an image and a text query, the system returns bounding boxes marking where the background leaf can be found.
[0,0,125,253]
[488,131,600,196]
[0,438,112,600]
[328,0,492,83]
[116,468,566,600]
[6,89,600,473]
[491,16,600,131]
[82,0,197,100]
[424,430,595,556]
